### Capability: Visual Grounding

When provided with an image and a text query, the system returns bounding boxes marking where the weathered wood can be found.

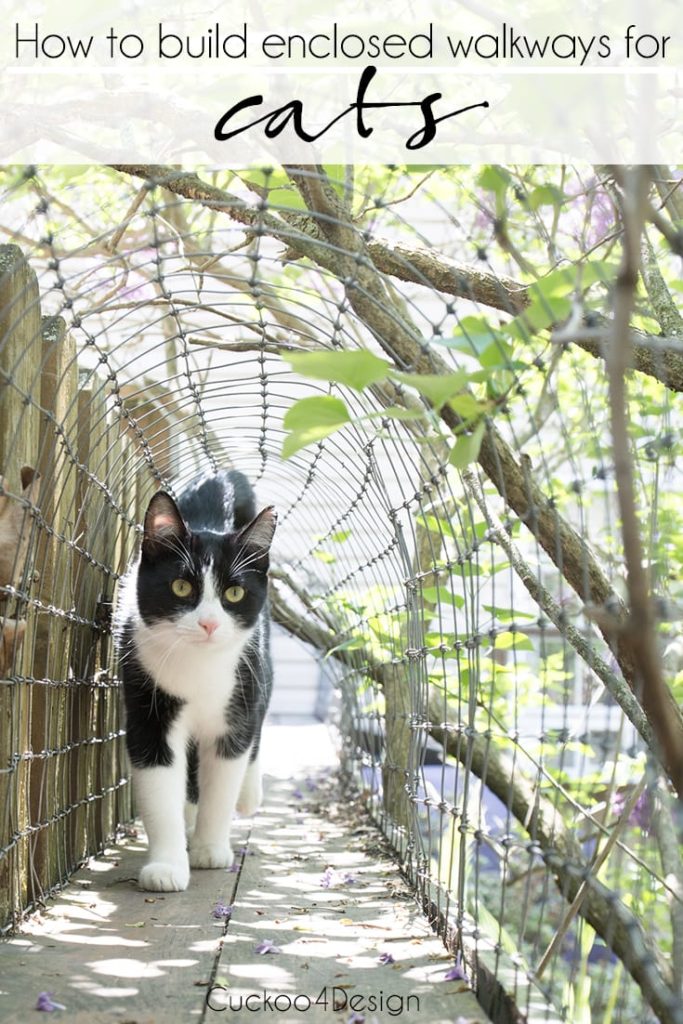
[0,826,244,1023]
[382,665,413,844]
[93,424,137,848]
[26,316,78,907]
[70,379,112,867]
[0,726,490,1024]
[0,245,42,930]
[119,383,179,483]
[213,775,489,1023]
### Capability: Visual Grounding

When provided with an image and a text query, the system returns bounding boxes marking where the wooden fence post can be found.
[27,315,78,901]
[70,377,113,865]
[0,245,42,928]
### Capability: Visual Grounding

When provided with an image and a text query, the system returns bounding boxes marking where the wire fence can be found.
[0,164,681,1024]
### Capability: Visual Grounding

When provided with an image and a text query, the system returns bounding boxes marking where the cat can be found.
[115,469,276,892]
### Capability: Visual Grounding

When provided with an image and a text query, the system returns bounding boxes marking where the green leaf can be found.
[484,605,537,622]
[238,167,309,212]
[313,550,336,564]
[476,165,511,198]
[421,586,465,608]
[492,630,534,651]
[287,349,390,391]
[390,370,468,409]
[324,636,367,660]
[415,513,459,540]
[449,420,486,470]
[323,164,348,197]
[239,166,289,189]
[508,260,618,337]
[449,394,487,420]
[375,405,428,422]
[438,315,500,357]
[330,530,352,543]
[527,184,564,210]
[281,396,350,458]
[479,339,515,370]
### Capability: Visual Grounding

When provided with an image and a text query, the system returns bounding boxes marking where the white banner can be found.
[1,0,680,164]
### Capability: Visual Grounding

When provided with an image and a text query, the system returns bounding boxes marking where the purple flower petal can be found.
[320,866,335,888]
[347,1014,365,1024]
[227,862,240,873]
[293,788,304,799]
[444,960,467,982]
[305,777,317,791]
[35,992,66,1012]
[378,951,395,964]
[342,872,357,885]
[254,939,282,955]
[212,901,233,920]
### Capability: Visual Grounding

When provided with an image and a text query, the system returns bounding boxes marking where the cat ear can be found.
[142,491,187,558]
[237,506,277,553]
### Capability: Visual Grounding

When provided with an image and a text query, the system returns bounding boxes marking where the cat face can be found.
[136,491,276,650]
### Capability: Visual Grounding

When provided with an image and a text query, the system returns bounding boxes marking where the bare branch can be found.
[462,467,654,749]
[110,163,683,792]
[641,230,683,336]
[111,164,683,392]
[270,567,678,1024]
[606,167,683,803]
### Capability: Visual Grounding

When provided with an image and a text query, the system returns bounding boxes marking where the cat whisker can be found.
[230,549,268,575]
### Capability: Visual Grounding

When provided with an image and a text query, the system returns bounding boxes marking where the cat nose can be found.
[198,618,219,637]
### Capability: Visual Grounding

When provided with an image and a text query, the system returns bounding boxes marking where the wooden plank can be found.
[0,824,247,1024]
[70,379,112,868]
[119,383,179,483]
[27,316,78,901]
[213,778,490,1023]
[0,724,491,1024]
[0,245,42,930]
[94,422,138,848]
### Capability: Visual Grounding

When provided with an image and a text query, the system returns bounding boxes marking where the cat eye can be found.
[224,585,245,603]
[171,578,194,598]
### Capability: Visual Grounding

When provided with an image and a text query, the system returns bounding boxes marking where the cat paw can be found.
[139,860,189,892]
[189,840,234,869]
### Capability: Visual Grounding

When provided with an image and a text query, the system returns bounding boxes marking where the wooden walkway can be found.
[0,724,490,1023]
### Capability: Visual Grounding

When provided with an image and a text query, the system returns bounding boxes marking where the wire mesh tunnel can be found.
[0,165,682,1023]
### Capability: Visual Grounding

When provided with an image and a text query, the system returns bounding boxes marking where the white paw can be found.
[139,860,189,892]
[237,775,262,817]
[189,840,234,869]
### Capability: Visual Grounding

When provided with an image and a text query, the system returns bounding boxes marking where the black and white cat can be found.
[115,469,276,892]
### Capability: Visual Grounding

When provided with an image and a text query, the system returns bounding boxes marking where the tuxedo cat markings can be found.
[115,470,276,892]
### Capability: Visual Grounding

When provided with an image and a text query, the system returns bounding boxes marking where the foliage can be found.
[1,161,681,1024]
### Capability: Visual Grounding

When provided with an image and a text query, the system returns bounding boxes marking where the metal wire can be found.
[0,164,680,1023]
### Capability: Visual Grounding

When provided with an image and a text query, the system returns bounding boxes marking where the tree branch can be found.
[606,167,683,804]
[111,164,683,392]
[270,571,679,1024]
[462,467,654,749]
[110,162,683,794]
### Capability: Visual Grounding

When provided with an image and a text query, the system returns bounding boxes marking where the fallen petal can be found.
[254,939,282,955]
[35,992,66,1012]
[212,901,233,920]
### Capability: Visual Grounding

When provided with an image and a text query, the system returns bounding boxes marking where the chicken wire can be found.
[0,164,680,1024]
